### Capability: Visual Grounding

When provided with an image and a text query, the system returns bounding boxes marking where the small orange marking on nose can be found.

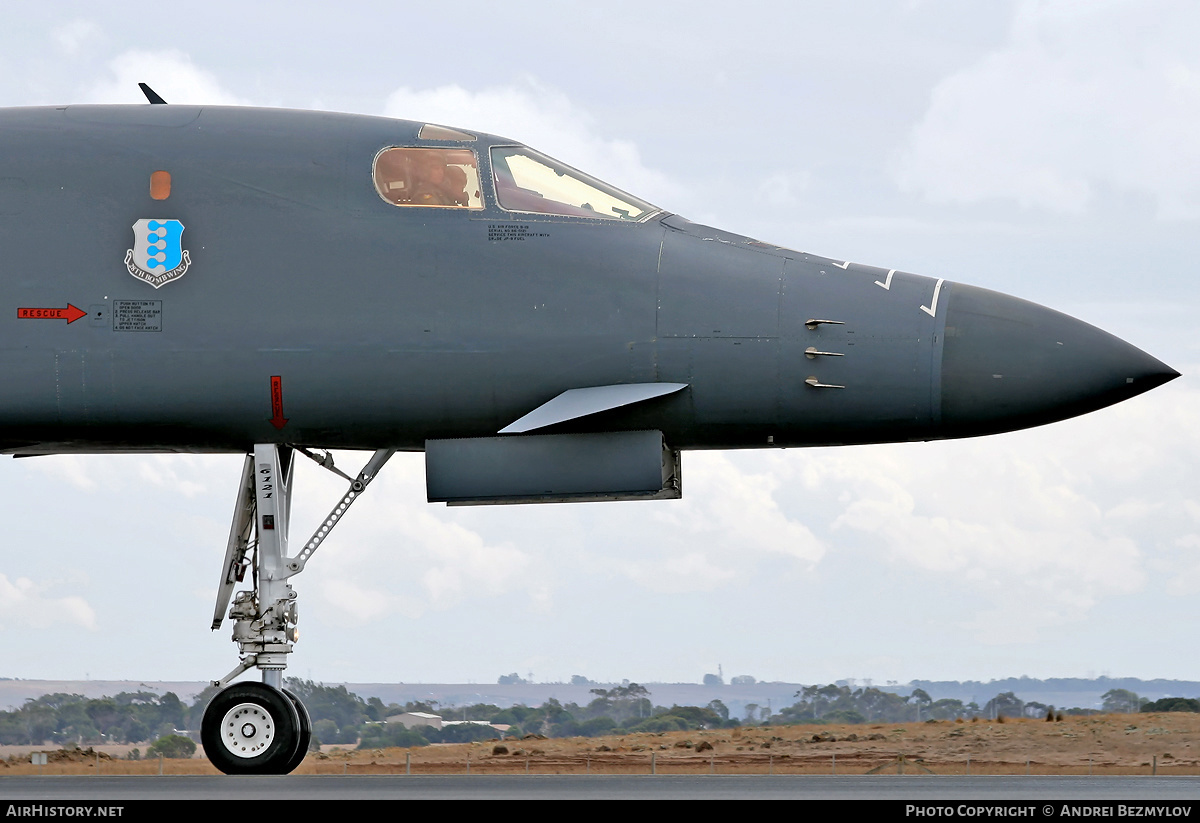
[150,170,171,200]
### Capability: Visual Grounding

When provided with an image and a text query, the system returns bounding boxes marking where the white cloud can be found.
[0,575,96,631]
[305,457,535,623]
[619,552,737,594]
[87,49,248,105]
[662,453,825,565]
[411,512,530,606]
[52,19,102,56]
[756,171,809,208]
[780,381,1200,643]
[28,455,100,492]
[317,578,396,623]
[569,452,827,595]
[25,453,227,497]
[893,0,1200,218]
[1165,533,1200,596]
[383,80,681,207]
[135,455,214,498]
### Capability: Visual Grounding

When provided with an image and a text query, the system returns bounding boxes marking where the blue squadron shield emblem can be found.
[124,219,191,288]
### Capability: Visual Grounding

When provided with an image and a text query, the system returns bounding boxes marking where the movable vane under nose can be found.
[939,284,1179,437]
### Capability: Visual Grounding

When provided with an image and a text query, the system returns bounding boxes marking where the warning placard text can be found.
[113,300,162,332]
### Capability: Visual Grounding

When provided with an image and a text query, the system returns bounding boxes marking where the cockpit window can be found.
[490,146,658,221]
[373,147,484,209]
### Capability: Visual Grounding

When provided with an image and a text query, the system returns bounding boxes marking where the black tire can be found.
[281,688,312,774]
[201,682,301,775]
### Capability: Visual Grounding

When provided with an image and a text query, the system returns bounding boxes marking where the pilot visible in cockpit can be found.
[410,151,469,207]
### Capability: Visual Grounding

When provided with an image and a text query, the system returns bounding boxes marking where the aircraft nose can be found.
[939,283,1179,436]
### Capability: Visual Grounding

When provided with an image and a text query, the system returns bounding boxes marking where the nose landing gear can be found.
[199,444,392,775]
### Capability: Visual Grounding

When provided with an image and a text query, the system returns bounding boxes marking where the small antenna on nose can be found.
[138,83,167,105]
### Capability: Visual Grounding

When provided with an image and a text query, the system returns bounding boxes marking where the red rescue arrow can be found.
[17,304,87,324]
[269,375,288,429]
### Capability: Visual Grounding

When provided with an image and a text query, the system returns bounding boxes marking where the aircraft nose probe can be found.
[937,283,1179,436]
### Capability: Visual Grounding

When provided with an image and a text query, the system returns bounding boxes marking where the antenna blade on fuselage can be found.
[138,83,167,104]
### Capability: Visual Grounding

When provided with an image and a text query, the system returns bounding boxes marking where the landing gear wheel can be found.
[201,682,301,775]
[281,688,312,774]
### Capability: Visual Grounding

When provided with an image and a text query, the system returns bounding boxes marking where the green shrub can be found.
[146,734,196,759]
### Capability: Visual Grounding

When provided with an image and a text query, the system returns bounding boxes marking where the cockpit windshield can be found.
[490,146,658,221]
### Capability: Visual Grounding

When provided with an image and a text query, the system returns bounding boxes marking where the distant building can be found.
[387,711,443,730]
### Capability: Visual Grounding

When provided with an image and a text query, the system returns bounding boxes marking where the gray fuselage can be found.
[0,105,1177,454]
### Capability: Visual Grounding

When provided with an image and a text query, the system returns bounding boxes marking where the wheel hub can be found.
[221,702,275,758]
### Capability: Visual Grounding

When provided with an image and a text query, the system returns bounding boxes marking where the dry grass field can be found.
[2,713,1198,776]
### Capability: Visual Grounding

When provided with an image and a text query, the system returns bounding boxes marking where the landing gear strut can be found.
[200,444,393,775]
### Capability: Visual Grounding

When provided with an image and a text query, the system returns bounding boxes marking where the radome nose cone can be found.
[940,283,1179,436]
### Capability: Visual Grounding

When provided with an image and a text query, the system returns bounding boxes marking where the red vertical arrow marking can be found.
[17,304,87,324]
[269,375,288,429]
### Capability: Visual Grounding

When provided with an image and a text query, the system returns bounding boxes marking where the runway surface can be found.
[1,775,1199,800]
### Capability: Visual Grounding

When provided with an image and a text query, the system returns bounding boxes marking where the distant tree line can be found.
[1141,697,1200,713]
[3,681,1197,752]
[0,691,191,747]
[357,682,741,750]
[771,686,1169,724]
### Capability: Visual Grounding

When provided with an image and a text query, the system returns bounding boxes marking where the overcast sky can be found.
[0,0,1197,689]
